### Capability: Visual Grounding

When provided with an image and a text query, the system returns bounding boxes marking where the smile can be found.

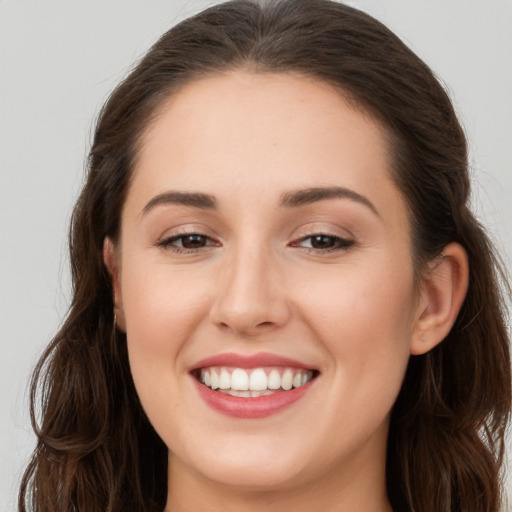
[190,353,319,418]
[197,366,315,397]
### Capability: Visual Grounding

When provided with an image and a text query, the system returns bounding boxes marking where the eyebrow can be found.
[141,186,379,217]
[279,186,379,216]
[142,191,217,215]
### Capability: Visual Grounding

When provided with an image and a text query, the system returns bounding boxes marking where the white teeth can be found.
[267,369,281,389]
[231,390,250,397]
[219,369,231,389]
[251,389,275,397]
[281,369,293,391]
[198,366,315,393]
[218,390,250,397]
[231,368,249,390]
[249,368,268,390]
[210,368,219,389]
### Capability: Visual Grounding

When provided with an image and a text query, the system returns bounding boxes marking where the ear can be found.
[410,242,469,355]
[103,237,126,332]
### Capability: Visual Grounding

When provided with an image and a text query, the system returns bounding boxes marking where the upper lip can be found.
[189,352,318,372]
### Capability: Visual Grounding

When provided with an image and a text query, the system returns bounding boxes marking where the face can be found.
[109,72,423,492]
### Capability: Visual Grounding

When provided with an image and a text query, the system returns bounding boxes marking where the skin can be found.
[104,71,468,511]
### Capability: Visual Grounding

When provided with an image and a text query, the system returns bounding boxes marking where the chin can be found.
[202,463,307,491]
[177,445,313,491]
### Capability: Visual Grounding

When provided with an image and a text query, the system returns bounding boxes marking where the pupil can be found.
[183,235,206,248]
[311,235,334,249]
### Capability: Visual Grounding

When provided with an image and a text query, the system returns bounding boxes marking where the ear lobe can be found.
[410,242,469,355]
[103,237,126,332]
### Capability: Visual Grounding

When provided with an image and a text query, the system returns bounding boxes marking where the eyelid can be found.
[156,223,217,242]
[154,223,355,254]
[156,225,221,253]
[158,233,217,246]
[287,221,356,254]
[290,233,354,251]
[290,222,354,241]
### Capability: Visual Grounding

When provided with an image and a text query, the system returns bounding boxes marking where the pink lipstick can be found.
[190,352,318,419]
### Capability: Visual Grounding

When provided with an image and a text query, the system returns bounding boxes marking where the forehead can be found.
[140,71,385,158]
[127,71,405,225]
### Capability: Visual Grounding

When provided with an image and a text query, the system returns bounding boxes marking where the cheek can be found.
[119,260,213,395]
[122,258,211,338]
[294,258,416,397]
[299,257,415,335]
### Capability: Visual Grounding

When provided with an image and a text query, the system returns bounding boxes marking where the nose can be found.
[209,248,291,336]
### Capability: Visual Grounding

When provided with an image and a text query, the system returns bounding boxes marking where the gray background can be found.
[1,0,511,509]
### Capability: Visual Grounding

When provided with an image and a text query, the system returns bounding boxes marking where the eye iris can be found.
[310,235,336,249]
[182,234,207,248]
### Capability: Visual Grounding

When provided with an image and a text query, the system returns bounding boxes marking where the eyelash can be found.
[157,232,354,255]
[157,233,219,254]
[290,234,355,253]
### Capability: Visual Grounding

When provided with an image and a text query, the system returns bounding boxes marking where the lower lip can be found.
[192,377,315,419]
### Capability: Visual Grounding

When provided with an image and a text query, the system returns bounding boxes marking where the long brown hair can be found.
[19,1,511,511]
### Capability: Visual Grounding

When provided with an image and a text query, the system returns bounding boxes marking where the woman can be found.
[18,1,511,511]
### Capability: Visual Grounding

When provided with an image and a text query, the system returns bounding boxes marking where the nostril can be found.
[217,319,277,336]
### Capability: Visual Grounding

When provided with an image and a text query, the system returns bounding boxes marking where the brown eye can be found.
[309,235,338,249]
[181,234,209,248]
[293,234,354,252]
[157,233,219,253]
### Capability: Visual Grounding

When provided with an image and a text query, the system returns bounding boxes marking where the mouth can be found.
[192,366,318,397]
[189,353,319,418]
